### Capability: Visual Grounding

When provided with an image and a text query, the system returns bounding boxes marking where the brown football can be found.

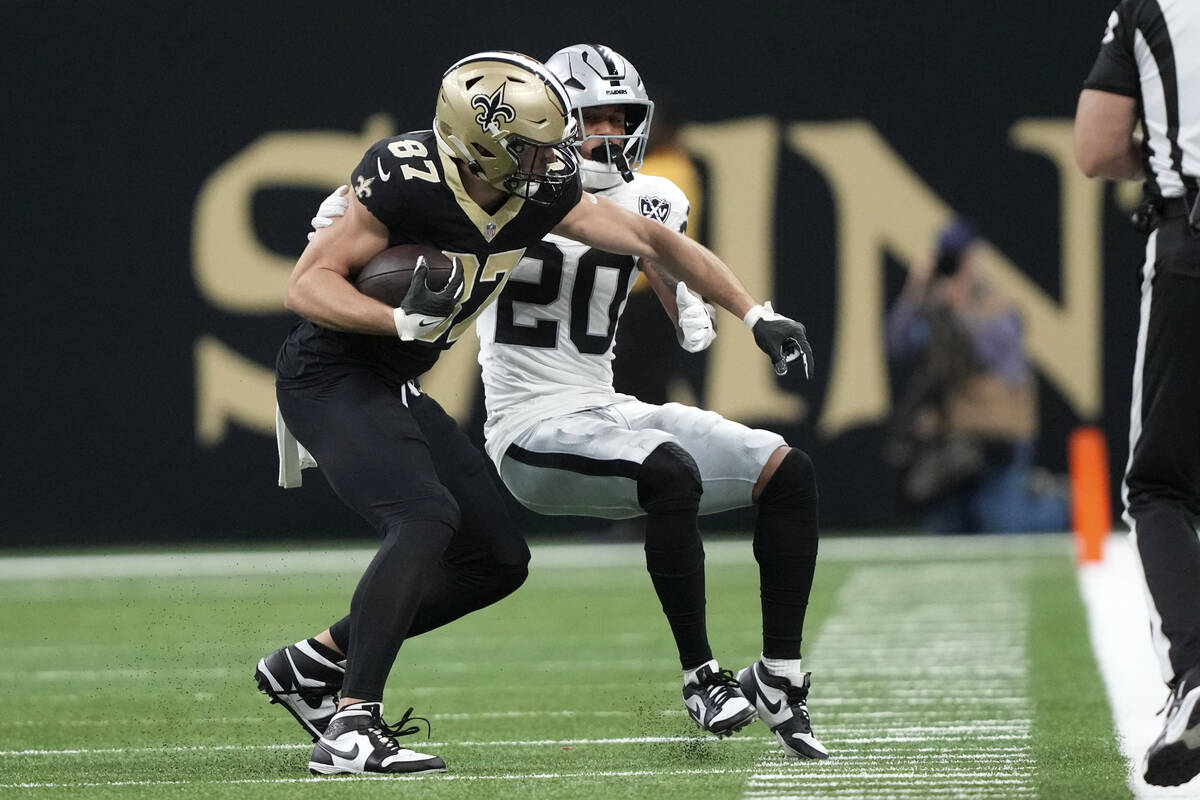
[353,244,454,306]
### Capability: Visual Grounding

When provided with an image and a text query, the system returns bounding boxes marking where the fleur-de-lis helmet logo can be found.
[472,83,517,135]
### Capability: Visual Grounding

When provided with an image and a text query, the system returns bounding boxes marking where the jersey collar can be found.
[437,141,525,242]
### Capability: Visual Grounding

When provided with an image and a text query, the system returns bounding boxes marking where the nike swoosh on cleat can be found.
[320,742,359,760]
[762,695,783,715]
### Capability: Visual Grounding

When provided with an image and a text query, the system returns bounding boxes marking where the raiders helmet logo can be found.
[472,84,517,134]
[639,195,671,224]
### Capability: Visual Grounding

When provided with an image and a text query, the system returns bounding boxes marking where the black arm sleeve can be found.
[1083,2,1141,97]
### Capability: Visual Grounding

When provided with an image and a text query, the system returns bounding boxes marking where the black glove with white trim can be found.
[392,257,465,341]
[745,302,814,378]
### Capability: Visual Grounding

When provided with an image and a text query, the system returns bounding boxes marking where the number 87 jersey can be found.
[477,172,691,469]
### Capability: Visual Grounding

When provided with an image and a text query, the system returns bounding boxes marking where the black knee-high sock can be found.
[340,520,455,701]
[754,449,820,660]
[639,443,711,670]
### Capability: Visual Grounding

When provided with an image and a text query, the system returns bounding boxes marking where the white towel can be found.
[276,405,317,488]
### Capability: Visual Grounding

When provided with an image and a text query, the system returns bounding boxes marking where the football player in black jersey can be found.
[256,50,816,777]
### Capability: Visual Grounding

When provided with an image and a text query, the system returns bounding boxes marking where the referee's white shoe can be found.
[1144,664,1200,787]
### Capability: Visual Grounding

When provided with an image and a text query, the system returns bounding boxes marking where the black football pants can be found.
[1124,217,1200,685]
[276,367,529,702]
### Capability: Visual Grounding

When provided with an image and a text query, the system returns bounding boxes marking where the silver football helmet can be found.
[545,44,654,191]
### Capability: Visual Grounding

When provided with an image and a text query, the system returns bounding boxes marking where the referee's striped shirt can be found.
[1085,0,1200,200]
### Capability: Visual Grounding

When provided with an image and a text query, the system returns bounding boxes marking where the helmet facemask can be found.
[545,44,655,192]
[572,102,653,190]
[497,124,580,203]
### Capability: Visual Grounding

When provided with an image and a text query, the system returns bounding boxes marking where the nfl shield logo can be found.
[484,222,498,241]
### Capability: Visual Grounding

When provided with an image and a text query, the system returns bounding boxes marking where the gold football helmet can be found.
[434,51,579,202]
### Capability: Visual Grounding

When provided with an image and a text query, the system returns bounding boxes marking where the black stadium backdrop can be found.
[3,0,1144,544]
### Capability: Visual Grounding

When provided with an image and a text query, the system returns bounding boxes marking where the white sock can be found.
[761,654,805,685]
[683,658,719,685]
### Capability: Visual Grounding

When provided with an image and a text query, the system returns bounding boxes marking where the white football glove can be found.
[307,185,349,240]
[675,281,717,352]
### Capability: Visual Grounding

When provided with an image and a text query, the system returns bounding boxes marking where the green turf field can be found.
[0,535,1128,799]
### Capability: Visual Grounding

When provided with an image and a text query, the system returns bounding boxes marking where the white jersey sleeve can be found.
[476,174,691,468]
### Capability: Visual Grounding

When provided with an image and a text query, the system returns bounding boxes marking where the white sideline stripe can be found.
[0,534,1069,581]
[1078,533,1200,797]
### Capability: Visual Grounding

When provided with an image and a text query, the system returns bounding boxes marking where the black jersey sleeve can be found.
[540,175,583,230]
[348,133,442,234]
[1083,2,1141,97]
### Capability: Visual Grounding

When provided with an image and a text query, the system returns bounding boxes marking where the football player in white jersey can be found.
[308,44,825,760]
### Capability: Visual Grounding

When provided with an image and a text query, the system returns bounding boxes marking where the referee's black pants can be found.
[1124,217,1200,686]
[276,365,530,702]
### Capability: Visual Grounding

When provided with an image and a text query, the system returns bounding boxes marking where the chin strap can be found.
[593,143,635,183]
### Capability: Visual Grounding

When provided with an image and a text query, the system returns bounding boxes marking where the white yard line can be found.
[743,562,1033,800]
[1079,533,1200,798]
[1,767,750,790]
[0,536,1069,581]
[1,735,766,758]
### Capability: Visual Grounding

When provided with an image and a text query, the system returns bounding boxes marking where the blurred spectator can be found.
[884,219,1069,534]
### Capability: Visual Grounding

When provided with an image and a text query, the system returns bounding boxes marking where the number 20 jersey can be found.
[476,173,690,468]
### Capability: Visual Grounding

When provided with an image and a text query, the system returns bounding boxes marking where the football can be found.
[353,244,455,306]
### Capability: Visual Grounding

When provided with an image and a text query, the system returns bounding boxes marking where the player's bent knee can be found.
[489,561,529,600]
[758,448,818,509]
[637,442,702,514]
[378,483,462,533]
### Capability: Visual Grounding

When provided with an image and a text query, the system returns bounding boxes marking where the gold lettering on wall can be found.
[1005,120,1103,422]
[680,118,806,424]
[192,116,395,444]
[789,120,1103,438]
[192,115,394,312]
[194,335,277,445]
[192,115,1105,448]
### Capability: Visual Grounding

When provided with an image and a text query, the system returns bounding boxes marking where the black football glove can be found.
[392,256,465,340]
[747,302,815,378]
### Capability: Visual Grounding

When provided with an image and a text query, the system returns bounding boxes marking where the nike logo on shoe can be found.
[762,695,784,715]
[319,741,359,760]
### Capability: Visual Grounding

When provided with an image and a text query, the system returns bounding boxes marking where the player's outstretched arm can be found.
[553,193,813,376]
[553,192,756,318]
